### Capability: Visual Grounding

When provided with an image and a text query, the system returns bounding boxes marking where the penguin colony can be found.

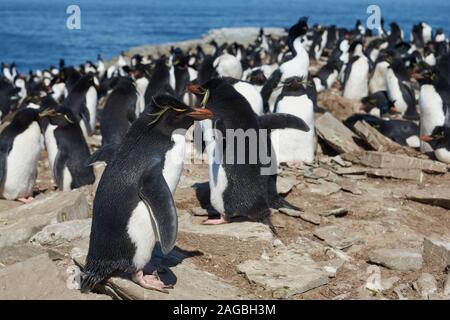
[0,17,449,293]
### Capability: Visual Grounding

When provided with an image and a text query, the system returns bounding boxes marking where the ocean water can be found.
[1,0,449,72]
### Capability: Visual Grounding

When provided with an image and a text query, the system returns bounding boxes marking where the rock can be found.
[315,112,364,154]
[381,276,400,291]
[278,208,320,225]
[237,245,329,298]
[297,212,321,225]
[368,248,423,271]
[366,168,424,182]
[0,200,21,212]
[308,179,342,196]
[276,175,299,195]
[0,244,46,268]
[342,151,447,174]
[0,191,89,248]
[423,236,450,270]
[365,265,383,293]
[394,283,412,300]
[406,187,450,209]
[327,176,362,195]
[443,273,450,296]
[178,211,273,242]
[0,254,109,299]
[190,207,209,216]
[321,258,345,278]
[29,219,92,246]
[74,247,247,300]
[314,225,358,249]
[413,273,437,299]
[320,208,348,217]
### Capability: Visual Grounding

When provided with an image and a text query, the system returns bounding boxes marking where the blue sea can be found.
[1,0,449,72]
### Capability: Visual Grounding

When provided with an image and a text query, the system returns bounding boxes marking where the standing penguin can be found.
[64,74,99,137]
[271,76,316,165]
[100,78,138,146]
[81,95,213,292]
[40,107,95,191]
[188,79,310,226]
[0,108,41,203]
[343,54,370,100]
[418,70,450,153]
[386,58,418,120]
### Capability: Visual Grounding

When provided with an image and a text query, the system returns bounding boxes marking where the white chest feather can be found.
[1,122,41,200]
[127,201,156,269]
[419,85,445,152]
[169,66,176,91]
[162,133,186,194]
[201,120,228,214]
[86,86,98,133]
[343,57,369,100]
[435,148,450,164]
[386,69,407,114]
[271,95,316,163]
[369,61,389,94]
[44,124,58,171]
[232,82,264,115]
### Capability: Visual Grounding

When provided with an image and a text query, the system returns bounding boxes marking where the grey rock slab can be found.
[0,244,46,268]
[73,247,248,300]
[0,200,21,213]
[0,191,89,248]
[443,273,450,296]
[423,235,450,270]
[278,208,321,225]
[276,175,299,195]
[308,179,342,196]
[178,211,273,242]
[314,225,358,249]
[413,273,438,299]
[29,219,92,247]
[237,245,329,298]
[406,187,450,210]
[368,248,423,271]
[0,254,109,300]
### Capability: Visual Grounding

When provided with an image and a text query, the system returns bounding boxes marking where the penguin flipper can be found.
[258,113,310,132]
[138,167,177,256]
[87,143,119,166]
[260,69,282,113]
[80,101,92,135]
[0,151,7,187]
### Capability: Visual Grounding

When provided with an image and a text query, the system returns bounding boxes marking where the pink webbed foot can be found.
[17,196,34,204]
[132,270,172,293]
[201,213,227,225]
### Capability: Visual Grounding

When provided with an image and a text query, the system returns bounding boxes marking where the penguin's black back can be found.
[51,107,95,189]
[144,59,174,105]
[100,78,137,146]
[64,75,93,125]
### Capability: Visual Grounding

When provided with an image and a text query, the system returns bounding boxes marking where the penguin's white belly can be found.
[62,166,73,191]
[268,87,282,113]
[313,77,325,93]
[214,54,243,79]
[271,96,316,164]
[419,85,445,152]
[86,86,98,134]
[326,70,338,89]
[232,82,264,115]
[162,133,186,194]
[169,67,176,91]
[343,58,369,100]
[201,119,228,214]
[127,201,156,270]
[435,148,450,164]
[386,71,407,114]
[44,124,58,172]
[1,123,41,200]
[369,62,388,93]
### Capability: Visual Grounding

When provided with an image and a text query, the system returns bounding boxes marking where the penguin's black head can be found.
[38,106,76,127]
[281,76,309,92]
[147,95,213,131]
[287,17,309,54]
[247,69,267,86]
[11,108,40,127]
[415,68,438,85]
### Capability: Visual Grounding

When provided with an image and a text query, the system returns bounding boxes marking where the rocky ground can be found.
[1,30,450,300]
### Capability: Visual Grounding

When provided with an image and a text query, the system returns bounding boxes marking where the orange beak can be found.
[390,106,398,114]
[187,107,213,120]
[420,135,433,142]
